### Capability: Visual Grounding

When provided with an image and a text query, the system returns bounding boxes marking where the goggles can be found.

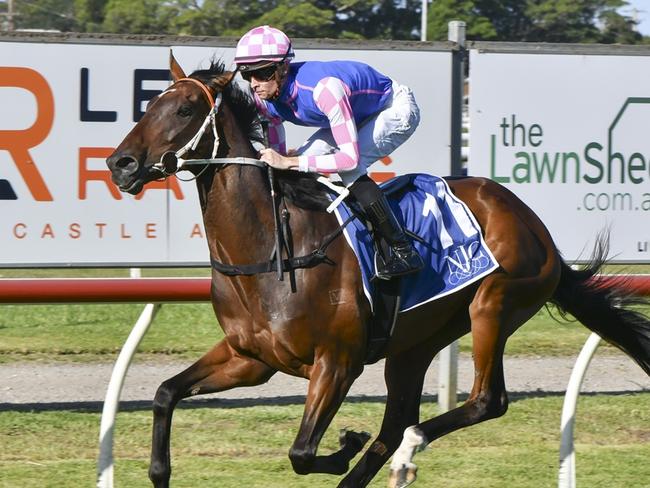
[241,64,279,82]
[239,41,292,83]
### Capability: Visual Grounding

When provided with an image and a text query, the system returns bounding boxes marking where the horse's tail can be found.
[550,235,650,375]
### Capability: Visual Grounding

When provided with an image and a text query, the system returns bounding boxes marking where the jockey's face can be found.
[250,73,280,100]
[247,62,288,101]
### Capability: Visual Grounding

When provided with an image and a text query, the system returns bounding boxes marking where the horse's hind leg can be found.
[337,342,438,488]
[148,339,275,488]
[388,276,541,487]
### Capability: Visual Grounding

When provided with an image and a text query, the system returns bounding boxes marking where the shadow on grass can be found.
[1,390,646,413]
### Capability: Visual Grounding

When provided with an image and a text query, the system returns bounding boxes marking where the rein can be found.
[155,74,353,281]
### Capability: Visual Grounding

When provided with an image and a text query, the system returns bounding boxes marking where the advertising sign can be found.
[0,39,452,267]
[470,49,650,262]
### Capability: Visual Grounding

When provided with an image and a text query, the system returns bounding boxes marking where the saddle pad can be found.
[332,174,499,312]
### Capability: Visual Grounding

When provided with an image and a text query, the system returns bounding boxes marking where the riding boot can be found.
[348,175,424,280]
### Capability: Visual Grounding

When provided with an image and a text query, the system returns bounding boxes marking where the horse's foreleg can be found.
[287,353,365,476]
[149,339,275,488]
[338,344,436,488]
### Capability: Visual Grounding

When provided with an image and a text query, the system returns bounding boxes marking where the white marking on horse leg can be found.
[389,425,427,471]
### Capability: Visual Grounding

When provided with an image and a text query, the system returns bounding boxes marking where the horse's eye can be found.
[177,105,193,117]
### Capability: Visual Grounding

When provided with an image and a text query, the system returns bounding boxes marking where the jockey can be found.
[234,25,424,280]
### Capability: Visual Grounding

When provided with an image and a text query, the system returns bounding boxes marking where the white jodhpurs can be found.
[294,80,420,186]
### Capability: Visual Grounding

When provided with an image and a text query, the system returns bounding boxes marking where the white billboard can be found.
[0,39,452,267]
[469,49,650,262]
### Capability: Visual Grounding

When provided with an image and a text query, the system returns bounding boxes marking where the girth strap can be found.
[209,215,353,277]
[211,248,334,276]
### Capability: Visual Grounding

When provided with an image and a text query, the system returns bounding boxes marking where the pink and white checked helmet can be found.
[234,25,294,71]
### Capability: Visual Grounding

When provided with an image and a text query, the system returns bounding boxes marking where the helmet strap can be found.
[267,62,290,100]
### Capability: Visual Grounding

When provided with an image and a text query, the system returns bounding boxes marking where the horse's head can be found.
[107,52,234,195]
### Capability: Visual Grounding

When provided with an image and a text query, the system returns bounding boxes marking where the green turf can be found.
[1,394,648,487]
[0,299,627,362]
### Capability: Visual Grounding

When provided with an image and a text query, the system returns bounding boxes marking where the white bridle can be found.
[175,91,222,165]
[151,77,224,176]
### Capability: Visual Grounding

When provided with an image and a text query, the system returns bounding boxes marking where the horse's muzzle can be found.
[106,152,144,192]
[107,153,139,175]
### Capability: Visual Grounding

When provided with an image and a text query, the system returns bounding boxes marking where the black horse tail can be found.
[550,235,650,376]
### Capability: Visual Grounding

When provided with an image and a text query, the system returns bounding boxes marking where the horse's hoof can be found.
[339,428,372,450]
[387,463,418,488]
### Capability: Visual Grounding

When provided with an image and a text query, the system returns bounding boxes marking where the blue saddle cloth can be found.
[332,174,499,312]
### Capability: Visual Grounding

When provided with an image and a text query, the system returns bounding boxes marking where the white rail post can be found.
[420,0,428,42]
[97,266,161,487]
[558,332,601,488]
[437,20,465,413]
[97,303,161,487]
[438,340,459,412]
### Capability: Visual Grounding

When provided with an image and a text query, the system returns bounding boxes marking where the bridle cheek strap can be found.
[175,91,223,163]
[153,79,223,176]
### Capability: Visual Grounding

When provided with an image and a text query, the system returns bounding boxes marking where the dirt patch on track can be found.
[1,353,648,407]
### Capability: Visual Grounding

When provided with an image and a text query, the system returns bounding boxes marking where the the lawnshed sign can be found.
[0,36,452,267]
[470,44,650,263]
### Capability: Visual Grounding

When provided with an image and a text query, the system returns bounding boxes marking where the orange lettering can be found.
[41,223,55,238]
[69,223,81,239]
[79,147,122,200]
[189,224,204,238]
[0,67,54,201]
[13,223,27,238]
[370,172,395,183]
[96,222,107,238]
[146,223,157,238]
[120,224,131,239]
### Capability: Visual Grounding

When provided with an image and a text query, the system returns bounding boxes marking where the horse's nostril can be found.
[107,153,139,173]
[116,156,137,170]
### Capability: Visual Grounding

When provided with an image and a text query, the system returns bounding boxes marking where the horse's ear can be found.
[214,70,237,89]
[169,50,186,82]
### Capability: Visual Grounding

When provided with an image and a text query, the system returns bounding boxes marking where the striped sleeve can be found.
[298,77,359,174]
[253,92,287,155]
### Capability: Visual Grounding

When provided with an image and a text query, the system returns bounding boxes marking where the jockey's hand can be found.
[259,148,299,170]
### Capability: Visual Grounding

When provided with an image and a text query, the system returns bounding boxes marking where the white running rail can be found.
[97,302,161,487]
[558,332,602,488]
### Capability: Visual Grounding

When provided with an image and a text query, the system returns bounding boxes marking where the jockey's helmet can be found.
[234,25,295,72]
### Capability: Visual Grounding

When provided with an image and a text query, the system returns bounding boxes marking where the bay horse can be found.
[106,55,650,488]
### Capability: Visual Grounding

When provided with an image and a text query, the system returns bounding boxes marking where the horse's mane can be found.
[190,60,263,147]
[190,60,332,212]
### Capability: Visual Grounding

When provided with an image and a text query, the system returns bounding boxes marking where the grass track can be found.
[1,268,648,486]
[1,394,649,487]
